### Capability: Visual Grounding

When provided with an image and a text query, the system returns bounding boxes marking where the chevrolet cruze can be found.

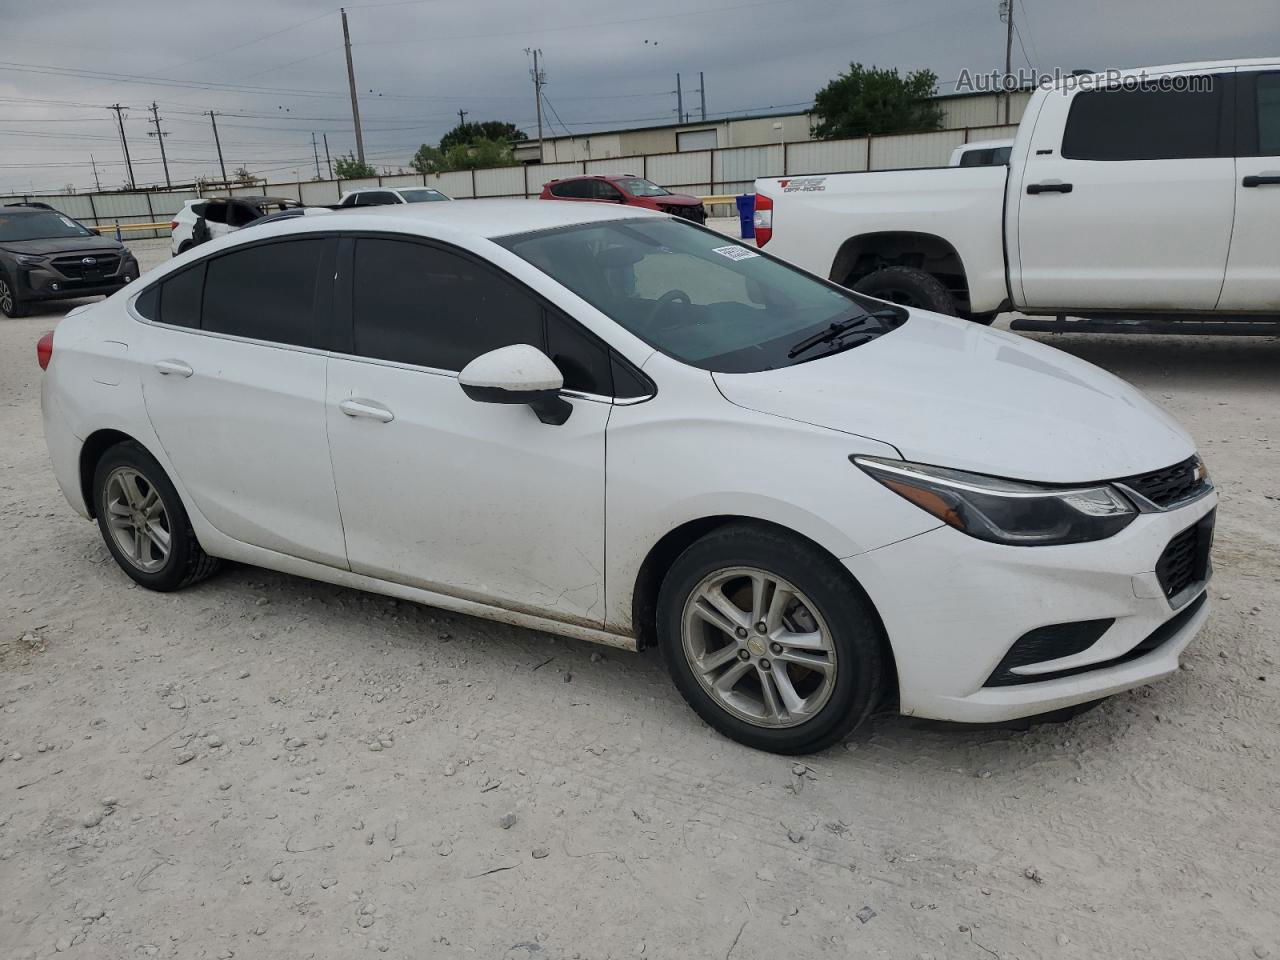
[37,201,1215,754]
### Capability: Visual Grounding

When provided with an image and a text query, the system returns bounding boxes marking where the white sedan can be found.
[37,201,1215,754]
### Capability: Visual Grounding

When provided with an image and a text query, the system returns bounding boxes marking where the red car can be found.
[539,174,707,224]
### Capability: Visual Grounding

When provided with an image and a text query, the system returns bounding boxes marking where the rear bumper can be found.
[845,491,1217,723]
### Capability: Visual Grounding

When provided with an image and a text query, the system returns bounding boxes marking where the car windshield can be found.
[399,189,448,203]
[499,218,904,372]
[0,211,94,242]
[615,178,669,197]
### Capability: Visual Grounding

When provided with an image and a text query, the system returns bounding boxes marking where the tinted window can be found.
[352,238,541,371]
[594,181,624,201]
[1258,73,1280,155]
[1061,79,1225,160]
[202,202,228,225]
[398,188,448,203]
[546,310,612,395]
[550,180,591,199]
[227,202,261,227]
[203,240,327,347]
[134,264,204,329]
[958,148,996,167]
[160,263,205,328]
[357,192,398,206]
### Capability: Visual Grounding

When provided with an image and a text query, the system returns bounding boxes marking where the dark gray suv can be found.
[0,205,140,318]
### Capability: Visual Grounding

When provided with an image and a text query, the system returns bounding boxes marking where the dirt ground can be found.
[1,238,1277,960]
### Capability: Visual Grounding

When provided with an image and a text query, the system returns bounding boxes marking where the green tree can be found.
[811,64,944,140]
[410,144,447,175]
[333,152,377,179]
[439,120,527,152]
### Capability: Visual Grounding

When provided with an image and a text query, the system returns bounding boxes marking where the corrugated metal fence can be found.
[1,124,1018,233]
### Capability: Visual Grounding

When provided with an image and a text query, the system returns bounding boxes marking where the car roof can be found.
[547,173,639,183]
[250,197,665,240]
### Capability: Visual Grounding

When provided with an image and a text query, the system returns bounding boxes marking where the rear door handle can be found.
[1242,172,1280,187]
[339,398,394,423]
[1026,181,1073,195]
[154,359,193,378]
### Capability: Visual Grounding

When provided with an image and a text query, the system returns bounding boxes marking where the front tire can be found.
[92,441,220,591]
[0,271,30,318]
[853,265,956,315]
[657,523,887,754]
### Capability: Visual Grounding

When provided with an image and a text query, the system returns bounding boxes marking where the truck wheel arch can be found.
[830,232,974,316]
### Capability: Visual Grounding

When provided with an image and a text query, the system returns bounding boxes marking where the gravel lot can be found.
[1,237,1277,959]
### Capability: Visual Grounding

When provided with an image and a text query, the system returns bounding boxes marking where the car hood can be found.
[0,236,127,257]
[655,193,702,206]
[712,311,1195,484]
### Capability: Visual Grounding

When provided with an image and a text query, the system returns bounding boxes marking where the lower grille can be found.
[985,619,1114,687]
[983,593,1207,687]
[51,253,121,280]
[661,204,707,224]
[1156,510,1214,602]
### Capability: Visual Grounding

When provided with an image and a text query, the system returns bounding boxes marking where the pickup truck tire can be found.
[852,266,956,316]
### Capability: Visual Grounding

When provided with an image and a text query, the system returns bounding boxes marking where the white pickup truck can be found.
[755,58,1280,333]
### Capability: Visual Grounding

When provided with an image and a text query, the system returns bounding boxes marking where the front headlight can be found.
[15,254,45,266]
[853,457,1136,546]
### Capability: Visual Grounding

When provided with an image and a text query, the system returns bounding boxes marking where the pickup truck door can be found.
[1218,67,1280,311]
[1014,70,1236,312]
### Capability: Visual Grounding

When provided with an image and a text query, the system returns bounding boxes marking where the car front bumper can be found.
[845,489,1217,723]
[16,260,138,302]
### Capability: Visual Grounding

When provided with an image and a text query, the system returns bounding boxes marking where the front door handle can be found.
[1242,172,1280,187]
[154,359,193,377]
[339,398,394,423]
[1026,181,1073,195]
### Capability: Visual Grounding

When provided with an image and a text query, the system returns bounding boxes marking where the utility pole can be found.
[322,133,333,179]
[676,74,684,124]
[311,133,322,179]
[108,104,136,191]
[90,154,102,192]
[146,102,172,189]
[525,49,545,163]
[206,111,228,187]
[341,7,366,164]
[457,108,468,127]
[699,71,707,121]
[1000,0,1014,123]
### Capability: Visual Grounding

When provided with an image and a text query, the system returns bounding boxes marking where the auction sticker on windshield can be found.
[711,245,759,261]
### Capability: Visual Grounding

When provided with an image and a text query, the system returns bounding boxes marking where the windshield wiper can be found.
[785,309,898,359]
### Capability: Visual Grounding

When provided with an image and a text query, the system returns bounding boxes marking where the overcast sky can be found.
[1,0,1276,194]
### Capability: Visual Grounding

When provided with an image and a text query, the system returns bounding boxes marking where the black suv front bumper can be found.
[16,252,138,302]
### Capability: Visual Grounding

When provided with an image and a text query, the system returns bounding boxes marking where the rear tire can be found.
[0,271,30,318]
[853,265,956,315]
[657,522,887,754]
[92,441,220,591]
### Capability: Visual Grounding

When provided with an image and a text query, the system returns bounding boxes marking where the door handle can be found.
[1026,181,1073,195]
[1242,172,1280,187]
[339,398,394,423]
[154,359,193,378]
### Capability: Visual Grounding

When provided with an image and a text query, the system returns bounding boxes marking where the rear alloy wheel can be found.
[658,523,887,754]
[852,265,955,315]
[0,273,30,318]
[92,441,220,591]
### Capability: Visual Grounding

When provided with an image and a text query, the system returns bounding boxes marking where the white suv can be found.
[38,200,1214,754]
[337,186,450,207]
[169,197,305,256]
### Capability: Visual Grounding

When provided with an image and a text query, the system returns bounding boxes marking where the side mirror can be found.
[458,344,572,426]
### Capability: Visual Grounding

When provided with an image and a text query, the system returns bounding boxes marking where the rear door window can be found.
[1061,77,1227,160]
[1256,73,1280,155]
[202,239,329,347]
[135,263,205,329]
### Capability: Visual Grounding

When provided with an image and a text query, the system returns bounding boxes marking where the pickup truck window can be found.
[1061,78,1226,161]
[1258,74,1280,155]
[500,218,903,373]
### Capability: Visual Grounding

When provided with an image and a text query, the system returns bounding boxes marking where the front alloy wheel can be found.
[0,274,29,318]
[658,522,888,754]
[681,568,837,727]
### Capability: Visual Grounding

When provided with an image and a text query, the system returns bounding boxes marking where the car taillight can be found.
[169,221,179,232]
[753,193,773,247]
[37,331,54,371]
